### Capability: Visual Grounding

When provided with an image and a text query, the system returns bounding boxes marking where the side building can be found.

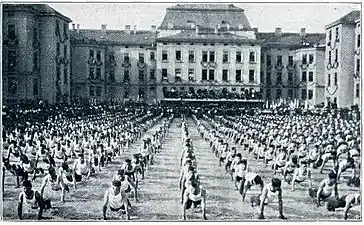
[2,4,72,104]
[324,10,361,108]
[70,24,157,103]
[258,28,326,107]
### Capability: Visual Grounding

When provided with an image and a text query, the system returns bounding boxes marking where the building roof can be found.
[70,29,156,46]
[159,4,253,31]
[156,30,261,44]
[257,32,326,49]
[326,10,361,29]
[3,4,72,22]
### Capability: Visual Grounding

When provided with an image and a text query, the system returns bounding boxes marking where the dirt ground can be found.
[2,117,361,221]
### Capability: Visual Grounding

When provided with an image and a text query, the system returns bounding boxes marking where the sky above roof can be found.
[48,3,361,33]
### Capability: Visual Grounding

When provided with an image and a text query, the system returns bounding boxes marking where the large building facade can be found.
[2,4,72,104]
[2,4,361,108]
[324,10,361,108]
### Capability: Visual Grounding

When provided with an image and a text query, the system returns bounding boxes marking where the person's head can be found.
[236,153,242,159]
[117,169,125,177]
[112,180,121,193]
[23,180,33,194]
[328,171,337,184]
[271,178,282,192]
[49,166,57,179]
[61,162,69,171]
[78,154,85,163]
[253,175,263,186]
[125,159,131,165]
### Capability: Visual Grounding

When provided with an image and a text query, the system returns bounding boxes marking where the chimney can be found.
[300,28,306,37]
[125,25,131,34]
[101,24,107,32]
[195,25,199,34]
[72,23,75,30]
[275,27,282,36]
[77,24,80,33]
[133,25,137,34]
[253,27,258,33]
[215,26,218,34]
[151,25,156,31]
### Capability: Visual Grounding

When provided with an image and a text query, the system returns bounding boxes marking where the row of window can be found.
[119,52,156,63]
[265,54,314,66]
[89,85,102,97]
[161,50,256,63]
[328,27,339,41]
[266,89,314,100]
[266,71,315,84]
[7,78,38,96]
[89,50,102,61]
[327,73,338,86]
[328,49,339,64]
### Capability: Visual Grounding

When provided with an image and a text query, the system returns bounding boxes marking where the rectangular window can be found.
[357,59,360,73]
[109,69,115,82]
[33,78,38,96]
[223,51,229,63]
[8,78,17,95]
[124,53,129,63]
[139,70,144,81]
[56,20,60,33]
[63,23,67,35]
[236,51,242,62]
[188,51,195,63]
[188,69,195,80]
[162,50,168,61]
[150,69,156,79]
[328,74,331,86]
[8,50,16,71]
[124,90,129,98]
[329,30,332,40]
[335,49,338,62]
[309,72,314,82]
[202,51,208,62]
[139,53,144,63]
[308,89,313,100]
[124,70,130,82]
[288,72,293,84]
[267,55,272,66]
[209,70,215,80]
[89,85,95,97]
[175,68,181,78]
[358,34,361,48]
[276,89,282,99]
[276,72,282,83]
[236,70,242,82]
[301,89,307,100]
[96,68,101,79]
[89,67,95,79]
[302,71,307,82]
[64,45,68,58]
[64,68,68,84]
[222,69,228,81]
[56,66,61,81]
[209,51,215,62]
[335,27,339,40]
[8,24,16,39]
[57,43,60,56]
[334,73,338,86]
[202,69,208,80]
[288,89,293,98]
[176,50,181,61]
[162,69,168,78]
[277,55,282,65]
[249,70,255,82]
[356,83,360,98]
[249,52,255,62]
[96,51,101,61]
[288,56,294,66]
[150,52,155,61]
[302,54,307,64]
[96,86,102,97]
[328,51,332,64]
[266,72,271,85]
[309,54,314,64]
[90,50,94,59]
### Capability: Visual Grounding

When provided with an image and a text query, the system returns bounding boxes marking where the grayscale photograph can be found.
[1,2,362,221]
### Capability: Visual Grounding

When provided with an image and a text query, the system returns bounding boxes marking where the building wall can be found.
[156,42,261,102]
[353,20,361,106]
[325,24,356,108]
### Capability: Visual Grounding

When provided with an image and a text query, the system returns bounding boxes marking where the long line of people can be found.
[179,118,207,220]
[193,107,360,220]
